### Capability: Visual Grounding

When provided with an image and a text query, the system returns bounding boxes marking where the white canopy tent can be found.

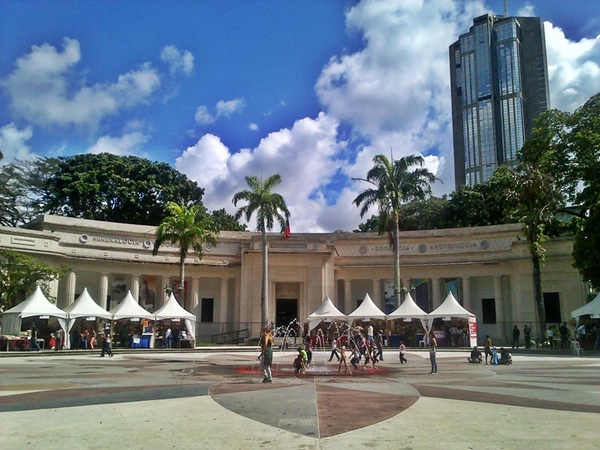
[63,288,112,349]
[1,286,68,337]
[109,291,155,321]
[307,295,347,332]
[426,292,477,346]
[154,292,196,341]
[347,293,387,321]
[386,292,428,321]
[571,292,600,321]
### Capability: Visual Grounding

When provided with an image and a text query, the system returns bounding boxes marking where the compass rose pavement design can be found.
[1,350,599,449]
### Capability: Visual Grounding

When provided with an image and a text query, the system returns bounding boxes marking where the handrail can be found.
[210,328,250,344]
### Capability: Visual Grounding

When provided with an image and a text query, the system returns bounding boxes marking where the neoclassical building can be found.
[0,215,589,344]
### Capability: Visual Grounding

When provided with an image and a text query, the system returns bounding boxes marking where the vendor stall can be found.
[108,291,155,348]
[154,293,196,348]
[63,288,112,349]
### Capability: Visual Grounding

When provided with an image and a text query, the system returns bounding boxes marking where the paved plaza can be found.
[0,348,598,449]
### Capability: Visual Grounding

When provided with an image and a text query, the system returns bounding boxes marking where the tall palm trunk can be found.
[261,228,269,329]
[392,220,401,307]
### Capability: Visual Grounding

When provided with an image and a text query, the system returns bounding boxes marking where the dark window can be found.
[543,292,561,323]
[482,298,496,324]
[201,298,214,323]
[276,299,297,328]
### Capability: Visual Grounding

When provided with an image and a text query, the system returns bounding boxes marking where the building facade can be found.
[0,215,588,346]
[450,13,551,188]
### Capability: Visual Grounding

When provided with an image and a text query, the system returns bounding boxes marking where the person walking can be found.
[100,329,113,357]
[165,327,173,349]
[327,335,340,362]
[524,325,531,349]
[428,331,438,374]
[376,330,384,361]
[399,341,407,364]
[559,322,569,349]
[259,340,273,383]
[338,345,349,373]
[29,323,41,351]
[512,325,521,349]
[484,335,492,364]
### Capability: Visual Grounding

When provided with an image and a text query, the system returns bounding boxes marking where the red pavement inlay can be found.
[315,384,418,438]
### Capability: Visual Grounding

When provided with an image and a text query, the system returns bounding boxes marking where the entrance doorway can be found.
[276,299,298,328]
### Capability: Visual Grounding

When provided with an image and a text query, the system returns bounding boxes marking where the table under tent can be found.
[1,286,68,351]
[62,287,112,349]
[108,290,155,348]
[386,292,429,347]
[153,292,196,348]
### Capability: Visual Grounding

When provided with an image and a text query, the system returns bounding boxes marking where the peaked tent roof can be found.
[63,287,112,319]
[109,290,154,320]
[308,296,347,321]
[386,292,428,319]
[428,292,475,318]
[571,292,600,319]
[154,293,196,320]
[3,285,68,319]
[347,293,387,320]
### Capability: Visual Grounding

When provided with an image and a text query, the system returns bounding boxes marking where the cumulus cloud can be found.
[249,123,259,131]
[160,45,194,76]
[87,132,149,156]
[544,22,600,112]
[176,113,355,232]
[194,106,215,124]
[215,98,246,117]
[194,98,246,125]
[0,123,33,164]
[2,37,161,130]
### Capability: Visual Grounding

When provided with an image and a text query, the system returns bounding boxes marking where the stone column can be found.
[48,278,60,306]
[344,279,352,314]
[372,279,381,309]
[190,277,200,316]
[220,277,229,325]
[161,277,170,306]
[462,276,472,311]
[99,273,109,310]
[131,274,140,303]
[66,271,77,306]
[494,276,505,342]
[431,277,442,310]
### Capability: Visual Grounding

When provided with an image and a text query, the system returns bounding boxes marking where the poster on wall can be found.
[172,280,189,309]
[445,278,460,301]
[141,276,157,312]
[469,315,478,347]
[383,281,395,313]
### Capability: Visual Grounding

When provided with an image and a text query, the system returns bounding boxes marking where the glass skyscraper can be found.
[450,14,550,188]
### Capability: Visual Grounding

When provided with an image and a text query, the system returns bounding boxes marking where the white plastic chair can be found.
[571,340,584,356]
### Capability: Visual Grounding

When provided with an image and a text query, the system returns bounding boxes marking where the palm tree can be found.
[152,202,219,304]
[353,154,438,307]
[233,175,289,329]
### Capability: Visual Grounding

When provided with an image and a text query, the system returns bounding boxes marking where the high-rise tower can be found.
[449,13,550,188]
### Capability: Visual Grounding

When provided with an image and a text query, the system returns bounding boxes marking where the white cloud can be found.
[194,105,215,124]
[87,132,149,157]
[215,98,246,117]
[2,37,161,130]
[160,45,194,76]
[0,123,33,164]
[544,22,600,112]
[249,123,259,131]
[176,113,353,232]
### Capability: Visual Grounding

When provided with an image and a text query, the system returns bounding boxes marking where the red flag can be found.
[284,218,291,239]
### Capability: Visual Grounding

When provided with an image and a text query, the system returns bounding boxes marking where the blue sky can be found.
[1,0,599,232]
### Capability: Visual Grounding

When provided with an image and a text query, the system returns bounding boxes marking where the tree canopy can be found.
[0,249,68,309]
[42,153,205,226]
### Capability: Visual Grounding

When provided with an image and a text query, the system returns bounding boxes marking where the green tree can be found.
[0,249,68,309]
[353,154,437,307]
[42,153,205,225]
[0,157,58,227]
[210,208,247,232]
[152,203,219,302]
[232,175,289,328]
[569,93,600,289]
